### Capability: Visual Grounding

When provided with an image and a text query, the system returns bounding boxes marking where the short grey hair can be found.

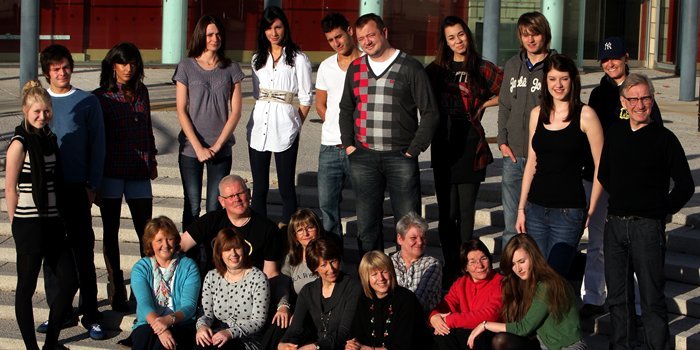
[218,174,249,194]
[620,73,655,96]
[396,211,428,237]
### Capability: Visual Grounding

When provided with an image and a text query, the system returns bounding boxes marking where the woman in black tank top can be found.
[514,54,605,277]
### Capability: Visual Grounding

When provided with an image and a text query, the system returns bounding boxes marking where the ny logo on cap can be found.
[604,42,612,50]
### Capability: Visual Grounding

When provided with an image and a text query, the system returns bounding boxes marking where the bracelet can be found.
[277,303,290,311]
[517,208,525,211]
[169,313,177,327]
[482,320,487,330]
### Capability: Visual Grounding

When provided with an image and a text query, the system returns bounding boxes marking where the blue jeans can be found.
[349,147,421,255]
[179,153,232,230]
[525,201,585,276]
[500,156,526,252]
[318,144,351,238]
[604,215,670,350]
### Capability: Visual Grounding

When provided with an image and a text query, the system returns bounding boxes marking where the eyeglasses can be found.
[295,226,318,235]
[467,256,490,266]
[219,190,248,200]
[622,95,653,106]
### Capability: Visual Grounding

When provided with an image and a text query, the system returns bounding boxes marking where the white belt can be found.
[259,88,294,104]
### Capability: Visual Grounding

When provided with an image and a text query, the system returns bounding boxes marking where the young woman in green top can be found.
[468,234,586,350]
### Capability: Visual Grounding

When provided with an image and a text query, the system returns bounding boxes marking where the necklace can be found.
[369,300,393,347]
[232,216,251,227]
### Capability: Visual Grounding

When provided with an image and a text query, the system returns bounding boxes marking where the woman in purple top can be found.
[173,15,245,230]
[94,42,157,312]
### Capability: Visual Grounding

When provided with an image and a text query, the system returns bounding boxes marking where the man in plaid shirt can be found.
[339,13,439,256]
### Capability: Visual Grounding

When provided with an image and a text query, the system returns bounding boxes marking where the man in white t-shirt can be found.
[315,13,362,238]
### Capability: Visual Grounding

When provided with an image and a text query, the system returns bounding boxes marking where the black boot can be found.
[109,270,129,312]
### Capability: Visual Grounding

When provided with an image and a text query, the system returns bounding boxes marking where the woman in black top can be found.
[279,237,361,350]
[425,16,502,287]
[515,54,604,276]
[346,251,431,350]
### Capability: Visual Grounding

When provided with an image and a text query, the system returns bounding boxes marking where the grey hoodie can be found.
[496,50,555,158]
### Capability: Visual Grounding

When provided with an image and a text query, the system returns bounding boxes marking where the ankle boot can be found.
[109,270,129,312]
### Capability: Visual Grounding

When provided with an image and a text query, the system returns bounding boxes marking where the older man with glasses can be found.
[598,73,694,350]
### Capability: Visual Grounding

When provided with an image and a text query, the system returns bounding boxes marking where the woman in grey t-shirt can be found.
[173,15,245,230]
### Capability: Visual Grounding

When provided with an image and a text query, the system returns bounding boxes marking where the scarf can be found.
[151,253,180,307]
[13,124,61,211]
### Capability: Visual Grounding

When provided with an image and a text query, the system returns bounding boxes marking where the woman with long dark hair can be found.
[514,54,604,277]
[94,42,156,311]
[173,15,245,230]
[425,16,502,286]
[467,235,585,350]
[248,6,312,224]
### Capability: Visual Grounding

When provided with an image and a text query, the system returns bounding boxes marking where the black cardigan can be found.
[281,272,362,350]
[350,286,432,350]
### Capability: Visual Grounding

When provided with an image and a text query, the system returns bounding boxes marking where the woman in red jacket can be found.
[430,239,503,350]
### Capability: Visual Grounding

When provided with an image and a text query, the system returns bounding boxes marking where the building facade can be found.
[0,0,697,68]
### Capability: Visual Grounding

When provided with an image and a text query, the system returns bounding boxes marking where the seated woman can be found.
[131,216,201,350]
[467,235,585,350]
[263,209,326,349]
[195,228,270,350]
[346,251,431,350]
[430,239,503,350]
[278,237,361,350]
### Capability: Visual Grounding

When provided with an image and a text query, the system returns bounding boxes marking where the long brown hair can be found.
[433,16,488,100]
[187,15,231,68]
[538,54,582,125]
[500,235,572,322]
[287,209,323,266]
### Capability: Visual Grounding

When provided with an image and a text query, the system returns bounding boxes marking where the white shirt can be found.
[247,50,313,152]
[316,53,349,145]
[368,49,401,76]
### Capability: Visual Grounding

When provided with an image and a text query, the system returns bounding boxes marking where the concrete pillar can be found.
[19,0,39,91]
[678,0,698,102]
[162,0,187,64]
[359,0,383,17]
[482,0,500,63]
[541,0,564,52]
[576,0,585,68]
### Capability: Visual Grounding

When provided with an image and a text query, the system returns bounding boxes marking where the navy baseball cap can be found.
[599,37,627,60]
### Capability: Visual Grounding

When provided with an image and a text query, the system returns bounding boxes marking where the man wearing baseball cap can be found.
[579,36,663,319]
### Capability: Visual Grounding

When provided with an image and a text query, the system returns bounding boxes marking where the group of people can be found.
[4,4,695,350]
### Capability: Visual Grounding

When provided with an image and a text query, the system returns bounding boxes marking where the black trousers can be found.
[249,136,299,223]
[131,323,195,350]
[44,183,100,325]
[434,167,481,286]
[13,217,78,350]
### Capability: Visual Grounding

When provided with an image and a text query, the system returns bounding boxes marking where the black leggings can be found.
[131,323,195,350]
[249,136,299,223]
[100,197,152,272]
[13,217,78,350]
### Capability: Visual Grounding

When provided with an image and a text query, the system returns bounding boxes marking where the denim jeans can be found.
[349,147,421,255]
[604,215,670,350]
[581,180,608,306]
[500,156,526,252]
[525,201,585,276]
[318,144,351,238]
[179,153,232,230]
[249,136,300,223]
